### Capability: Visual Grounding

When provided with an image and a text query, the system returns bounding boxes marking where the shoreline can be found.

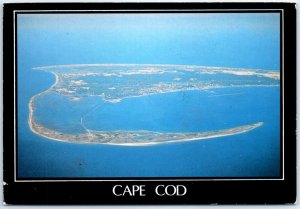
[28,71,59,139]
[30,98,264,145]
[32,63,280,72]
[27,66,271,145]
[102,84,280,104]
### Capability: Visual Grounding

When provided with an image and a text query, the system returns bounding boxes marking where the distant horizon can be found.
[32,63,280,71]
[18,12,280,70]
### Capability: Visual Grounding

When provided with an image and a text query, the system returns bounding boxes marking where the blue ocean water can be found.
[17,13,281,178]
[83,88,278,133]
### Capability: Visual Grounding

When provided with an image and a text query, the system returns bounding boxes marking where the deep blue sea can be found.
[17,13,281,178]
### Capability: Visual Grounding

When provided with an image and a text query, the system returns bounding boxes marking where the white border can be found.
[13,8,285,182]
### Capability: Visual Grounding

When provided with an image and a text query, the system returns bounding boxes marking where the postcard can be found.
[3,2,296,204]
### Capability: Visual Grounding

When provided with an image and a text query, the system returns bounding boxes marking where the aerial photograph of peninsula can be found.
[17,13,281,178]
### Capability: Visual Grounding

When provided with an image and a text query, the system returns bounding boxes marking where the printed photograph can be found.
[17,12,281,178]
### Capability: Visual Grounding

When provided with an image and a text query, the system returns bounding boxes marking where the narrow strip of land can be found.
[28,64,273,145]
